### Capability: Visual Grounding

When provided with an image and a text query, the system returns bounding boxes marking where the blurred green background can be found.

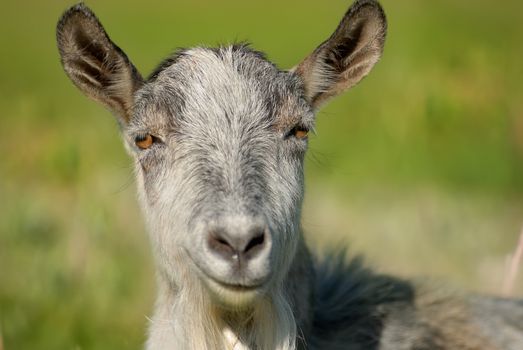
[1,0,522,348]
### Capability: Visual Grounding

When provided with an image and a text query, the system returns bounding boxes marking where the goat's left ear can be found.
[293,0,387,109]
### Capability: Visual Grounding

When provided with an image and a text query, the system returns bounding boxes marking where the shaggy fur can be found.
[56,1,523,349]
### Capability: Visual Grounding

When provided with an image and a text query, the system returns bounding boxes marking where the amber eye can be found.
[290,126,309,140]
[135,134,154,150]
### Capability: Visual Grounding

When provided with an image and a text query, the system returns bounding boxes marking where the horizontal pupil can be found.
[135,134,154,149]
[293,126,308,138]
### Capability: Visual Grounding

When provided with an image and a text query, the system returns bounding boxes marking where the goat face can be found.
[131,47,312,308]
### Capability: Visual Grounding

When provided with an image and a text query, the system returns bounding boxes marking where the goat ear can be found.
[293,0,387,109]
[56,3,143,125]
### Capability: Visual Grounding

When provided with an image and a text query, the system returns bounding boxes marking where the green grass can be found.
[1,0,523,348]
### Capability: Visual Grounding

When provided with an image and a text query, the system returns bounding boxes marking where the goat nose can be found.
[207,223,269,264]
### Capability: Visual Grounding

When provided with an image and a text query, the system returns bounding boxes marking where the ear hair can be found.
[293,0,387,109]
[56,3,143,125]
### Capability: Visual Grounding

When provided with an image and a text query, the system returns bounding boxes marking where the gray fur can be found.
[56,1,523,349]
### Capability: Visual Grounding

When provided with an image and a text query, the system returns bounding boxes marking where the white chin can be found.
[204,278,264,309]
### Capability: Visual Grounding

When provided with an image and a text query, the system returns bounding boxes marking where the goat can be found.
[56,1,523,349]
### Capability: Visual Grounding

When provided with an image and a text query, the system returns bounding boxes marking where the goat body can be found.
[56,1,523,348]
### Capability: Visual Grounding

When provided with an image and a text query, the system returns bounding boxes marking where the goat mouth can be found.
[203,276,267,308]
[205,272,267,291]
[195,261,269,292]
[212,279,264,292]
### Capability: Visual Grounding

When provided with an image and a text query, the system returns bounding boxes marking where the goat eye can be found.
[290,126,309,140]
[135,134,154,150]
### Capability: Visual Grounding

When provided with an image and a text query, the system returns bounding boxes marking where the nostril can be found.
[208,231,236,259]
[217,237,229,246]
[244,232,265,255]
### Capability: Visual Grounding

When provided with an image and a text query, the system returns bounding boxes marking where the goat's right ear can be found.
[56,3,143,125]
